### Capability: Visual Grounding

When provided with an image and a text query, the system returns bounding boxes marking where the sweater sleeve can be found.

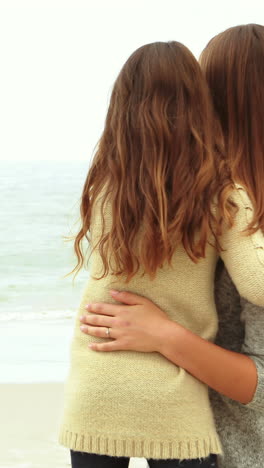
[240,298,264,411]
[214,265,264,411]
[219,186,264,306]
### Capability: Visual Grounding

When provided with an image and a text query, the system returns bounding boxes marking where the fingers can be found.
[84,303,123,316]
[110,290,147,305]
[80,325,119,340]
[80,313,113,328]
[88,340,123,352]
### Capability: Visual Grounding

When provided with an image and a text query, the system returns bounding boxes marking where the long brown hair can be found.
[200,24,264,233]
[72,41,233,281]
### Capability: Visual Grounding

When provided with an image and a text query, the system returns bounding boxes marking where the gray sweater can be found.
[211,260,264,468]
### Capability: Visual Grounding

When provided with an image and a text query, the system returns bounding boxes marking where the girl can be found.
[80,26,264,468]
[59,40,264,468]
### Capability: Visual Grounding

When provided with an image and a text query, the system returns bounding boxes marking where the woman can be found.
[79,26,264,468]
[59,40,264,468]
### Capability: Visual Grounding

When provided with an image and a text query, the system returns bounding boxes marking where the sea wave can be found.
[0,308,76,322]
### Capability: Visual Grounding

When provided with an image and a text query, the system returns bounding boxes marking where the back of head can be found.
[74,41,233,280]
[200,24,264,232]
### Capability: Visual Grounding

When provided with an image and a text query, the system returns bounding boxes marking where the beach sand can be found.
[0,383,147,468]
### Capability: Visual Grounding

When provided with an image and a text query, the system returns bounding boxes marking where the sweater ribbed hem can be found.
[59,429,222,460]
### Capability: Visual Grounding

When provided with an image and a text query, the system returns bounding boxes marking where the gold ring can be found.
[105,327,111,338]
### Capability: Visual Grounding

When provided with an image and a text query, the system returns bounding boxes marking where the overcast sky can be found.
[0,0,264,162]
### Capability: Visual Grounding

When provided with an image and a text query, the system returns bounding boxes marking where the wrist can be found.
[155,319,187,357]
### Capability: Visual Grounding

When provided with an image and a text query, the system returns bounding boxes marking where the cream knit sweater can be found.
[59,186,264,460]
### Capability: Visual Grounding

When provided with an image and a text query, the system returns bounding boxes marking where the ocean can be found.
[0,161,91,383]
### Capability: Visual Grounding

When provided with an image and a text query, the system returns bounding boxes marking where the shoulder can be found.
[226,184,262,241]
[229,183,254,211]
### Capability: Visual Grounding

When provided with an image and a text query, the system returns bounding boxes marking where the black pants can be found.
[70,450,217,467]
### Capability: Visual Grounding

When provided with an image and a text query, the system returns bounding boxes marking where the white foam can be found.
[0,320,74,383]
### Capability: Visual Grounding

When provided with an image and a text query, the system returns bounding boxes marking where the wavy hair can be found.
[200,24,264,233]
[71,41,234,281]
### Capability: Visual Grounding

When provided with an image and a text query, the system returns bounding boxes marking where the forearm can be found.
[159,320,258,404]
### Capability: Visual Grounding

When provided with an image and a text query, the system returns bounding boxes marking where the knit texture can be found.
[59,186,264,460]
[212,263,264,468]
